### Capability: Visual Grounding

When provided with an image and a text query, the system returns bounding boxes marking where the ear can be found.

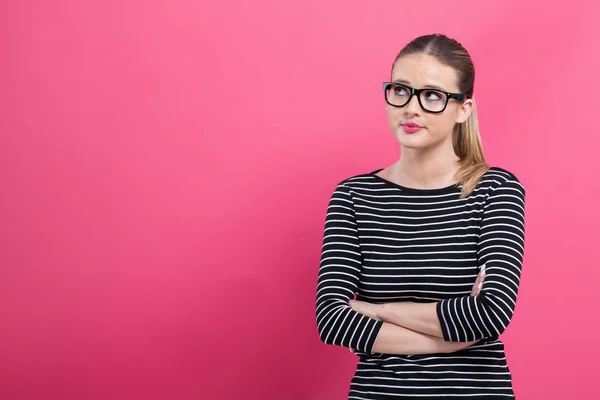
[455,98,473,124]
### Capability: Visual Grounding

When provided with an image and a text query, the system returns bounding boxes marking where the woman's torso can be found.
[346,167,515,399]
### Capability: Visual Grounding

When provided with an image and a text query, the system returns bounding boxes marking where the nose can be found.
[405,93,421,115]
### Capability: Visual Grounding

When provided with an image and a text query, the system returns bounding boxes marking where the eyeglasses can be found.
[382,82,466,113]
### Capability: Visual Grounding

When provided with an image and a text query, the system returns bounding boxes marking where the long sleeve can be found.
[436,177,526,342]
[316,182,384,353]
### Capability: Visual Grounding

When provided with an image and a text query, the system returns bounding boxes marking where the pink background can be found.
[2,0,599,399]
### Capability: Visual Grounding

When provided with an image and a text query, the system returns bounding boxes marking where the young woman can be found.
[316,33,526,399]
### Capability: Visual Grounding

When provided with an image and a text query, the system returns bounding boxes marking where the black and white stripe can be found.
[316,167,526,399]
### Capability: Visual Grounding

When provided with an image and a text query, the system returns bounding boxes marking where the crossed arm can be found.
[316,179,526,356]
[348,268,485,354]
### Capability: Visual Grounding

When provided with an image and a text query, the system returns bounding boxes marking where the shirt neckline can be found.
[369,168,462,194]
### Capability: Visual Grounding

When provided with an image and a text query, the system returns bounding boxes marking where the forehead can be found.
[391,53,459,91]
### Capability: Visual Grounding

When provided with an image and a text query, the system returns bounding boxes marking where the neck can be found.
[395,145,461,188]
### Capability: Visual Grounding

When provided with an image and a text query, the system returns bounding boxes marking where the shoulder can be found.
[332,169,380,192]
[485,166,520,181]
[480,166,526,198]
[323,170,383,207]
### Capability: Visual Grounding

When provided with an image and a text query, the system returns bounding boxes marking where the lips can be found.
[401,122,423,133]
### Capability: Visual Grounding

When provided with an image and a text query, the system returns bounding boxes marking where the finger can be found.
[474,272,484,286]
[471,271,484,296]
[476,272,484,295]
[471,282,479,296]
[477,269,485,284]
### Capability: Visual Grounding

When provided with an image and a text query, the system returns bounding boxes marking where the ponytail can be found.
[452,95,489,199]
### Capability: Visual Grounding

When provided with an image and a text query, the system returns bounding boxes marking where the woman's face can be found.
[386,53,473,152]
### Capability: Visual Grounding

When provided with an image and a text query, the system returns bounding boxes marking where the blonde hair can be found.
[393,33,489,198]
[452,95,488,198]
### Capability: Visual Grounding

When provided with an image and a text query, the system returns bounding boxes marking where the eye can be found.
[423,90,443,101]
[393,85,409,96]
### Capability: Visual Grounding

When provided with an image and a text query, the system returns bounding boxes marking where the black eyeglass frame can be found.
[382,82,467,113]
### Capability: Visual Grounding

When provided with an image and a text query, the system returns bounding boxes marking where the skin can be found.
[380,53,473,189]
[347,53,486,355]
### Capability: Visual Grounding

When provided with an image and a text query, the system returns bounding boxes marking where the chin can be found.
[395,130,429,148]
[398,142,430,150]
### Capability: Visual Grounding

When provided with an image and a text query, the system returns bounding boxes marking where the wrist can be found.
[377,302,388,321]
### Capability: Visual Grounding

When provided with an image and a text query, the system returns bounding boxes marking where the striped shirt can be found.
[316,166,526,399]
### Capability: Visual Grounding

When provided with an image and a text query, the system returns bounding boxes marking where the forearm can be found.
[379,301,445,339]
[371,322,477,355]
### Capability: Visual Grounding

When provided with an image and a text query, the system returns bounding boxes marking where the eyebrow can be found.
[392,79,448,92]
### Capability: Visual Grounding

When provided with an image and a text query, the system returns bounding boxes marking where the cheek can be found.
[387,107,405,121]
[427,116,454,137]
[386,110,397,129]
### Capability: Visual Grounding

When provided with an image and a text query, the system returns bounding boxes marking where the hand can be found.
[348,299,383,320]
[470,263,486,296]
